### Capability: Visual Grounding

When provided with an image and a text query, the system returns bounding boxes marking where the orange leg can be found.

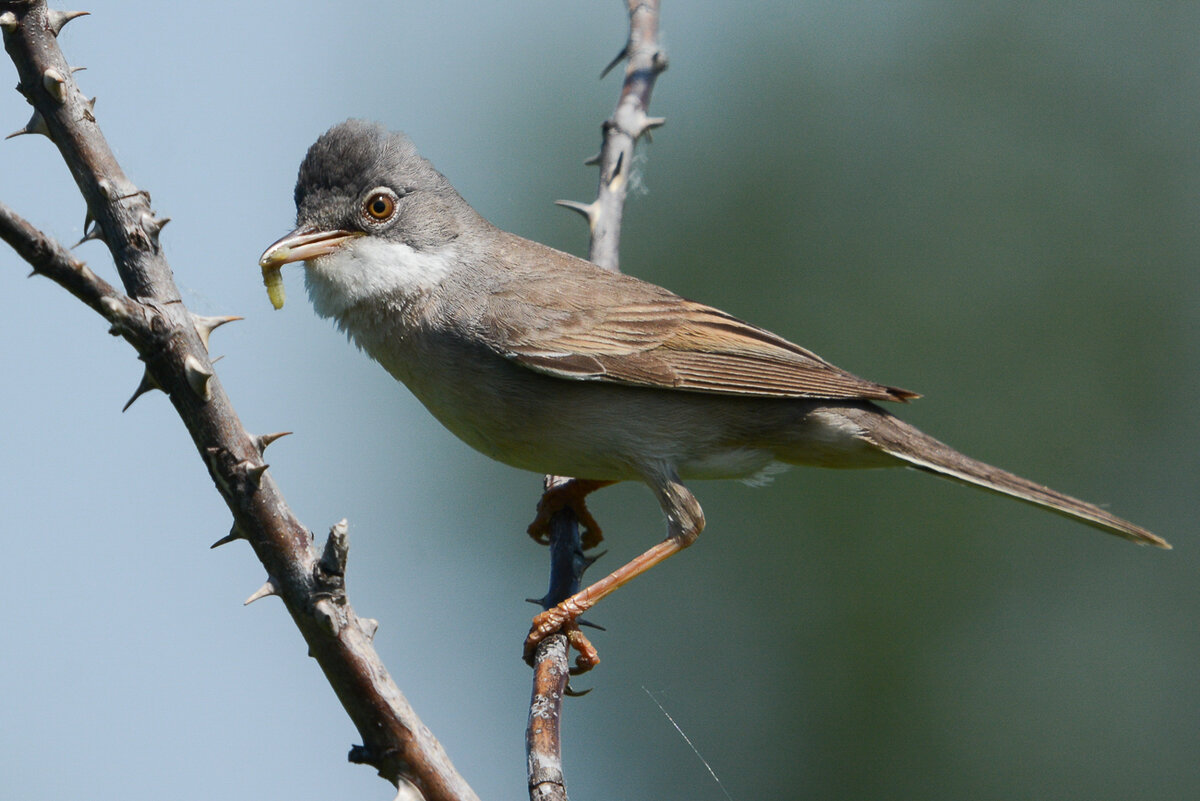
[525,474,705,673]
[527,478,615,550]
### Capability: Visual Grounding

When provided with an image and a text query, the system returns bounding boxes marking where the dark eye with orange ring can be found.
[363,189,398,222]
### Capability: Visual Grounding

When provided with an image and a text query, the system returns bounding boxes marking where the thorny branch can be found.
[0,3,477,799]
[527,2,667,800]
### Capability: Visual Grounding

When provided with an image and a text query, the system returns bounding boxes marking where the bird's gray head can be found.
[294,119,475,250]
[259,120,484,313]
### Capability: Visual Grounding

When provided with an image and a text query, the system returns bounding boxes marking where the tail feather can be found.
[854,408,1169,549]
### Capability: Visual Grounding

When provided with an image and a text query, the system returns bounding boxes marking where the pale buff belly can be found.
[368,331,900,483]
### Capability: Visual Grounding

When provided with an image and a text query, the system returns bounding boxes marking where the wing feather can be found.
[475,246,918,403]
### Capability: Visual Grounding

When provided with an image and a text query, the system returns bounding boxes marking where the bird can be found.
[259,120,1168,671]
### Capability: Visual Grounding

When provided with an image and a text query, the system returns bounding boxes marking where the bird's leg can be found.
[527,478,615,550]
[525,473,705,673]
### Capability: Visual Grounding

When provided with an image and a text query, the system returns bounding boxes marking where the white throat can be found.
[303,237,457,321]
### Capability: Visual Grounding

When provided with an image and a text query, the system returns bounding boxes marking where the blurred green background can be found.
[2,2,1197,799]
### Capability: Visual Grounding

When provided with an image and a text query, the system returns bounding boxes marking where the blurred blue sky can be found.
[2,2,1199,800]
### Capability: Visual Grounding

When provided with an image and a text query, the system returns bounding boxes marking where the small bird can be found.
[260,120,1168,670]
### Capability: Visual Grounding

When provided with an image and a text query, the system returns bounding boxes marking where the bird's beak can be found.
[257,226,365,310]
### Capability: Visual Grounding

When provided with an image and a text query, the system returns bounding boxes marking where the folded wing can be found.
[479,264,917,403]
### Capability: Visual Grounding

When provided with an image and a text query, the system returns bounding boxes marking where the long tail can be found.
[848,407,1170,548]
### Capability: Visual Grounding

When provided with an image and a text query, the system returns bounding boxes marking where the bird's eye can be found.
[362,190,398,222]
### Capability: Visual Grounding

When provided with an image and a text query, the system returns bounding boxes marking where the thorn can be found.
[142,213,169,240]
[600,43,629,79]
[358,617,379,641]
[82,95,95,122]
[72,221,104,249]
[554,199,598,231]
[243,462,269,488]
[210,524,244,549]
[554,198,595,217]
[183,354,213,401]
[122,365,162,412]
[638,116,666,139]
[583,151,601,167]
[70,65,86,74]
[244,578,279,606]
[0,11,17,33]
[5,109,49,140]
[394,779,425,801]
[252,430,292,455]
[42,68,66,103]
[47,9,89,36]
[191,313,241,351]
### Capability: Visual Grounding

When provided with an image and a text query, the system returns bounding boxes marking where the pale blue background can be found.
[2,2,1198,799]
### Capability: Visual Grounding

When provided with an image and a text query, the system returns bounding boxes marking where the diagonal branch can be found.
[0,3,477,799]
[526,2,667,800]
[0,199,121,309]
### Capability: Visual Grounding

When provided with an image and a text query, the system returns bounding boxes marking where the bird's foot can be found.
[525,597,601,674]
[526,479,612,550]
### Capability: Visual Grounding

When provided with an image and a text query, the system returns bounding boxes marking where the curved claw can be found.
[565,625,600,674]
[526,479,614,549]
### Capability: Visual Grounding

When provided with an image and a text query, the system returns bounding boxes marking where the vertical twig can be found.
[526,2,667,800]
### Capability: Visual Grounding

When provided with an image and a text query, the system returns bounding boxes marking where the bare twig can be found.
[575,0,668,272]
[0,3,476,799]
[527,635,570,801]
[527,2,667,799]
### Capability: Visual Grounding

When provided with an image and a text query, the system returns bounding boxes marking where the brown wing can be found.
[477,245,918,403]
